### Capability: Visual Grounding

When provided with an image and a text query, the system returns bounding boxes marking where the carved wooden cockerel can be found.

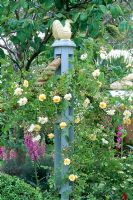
[52,20,72,40]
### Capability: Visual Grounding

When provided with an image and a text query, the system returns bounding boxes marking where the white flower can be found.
[38,117,48,124]
[128,97,132,101]
[100,52,107,60]
[100,47,107,60]
[92,69,100,79]
[112,187,117,191]
[106,109,115,116]
[64,93,72,101]
[80,53,87,61]
[123,110,131,118]
[28,124,35,132]
[107,49,133,64]
[83,98,90,108]
[17,97,28,106]
[102,138,109,145]
[14,87,23,95]
[118,171,124,174]
[32,135,41,142]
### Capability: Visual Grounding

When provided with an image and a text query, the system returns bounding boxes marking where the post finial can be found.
[52,19,72,40]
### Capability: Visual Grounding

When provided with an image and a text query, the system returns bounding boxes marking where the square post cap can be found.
[52,39,76,48]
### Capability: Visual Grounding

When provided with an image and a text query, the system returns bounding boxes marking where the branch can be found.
[25,30,52,71]
[0,37,22,65]
[65,0,70,11]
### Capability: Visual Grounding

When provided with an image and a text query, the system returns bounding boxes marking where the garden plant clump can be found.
[0,173,43,200]
[0,0,133,199]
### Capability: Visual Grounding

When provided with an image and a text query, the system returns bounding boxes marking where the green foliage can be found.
[0,0,132,70]
[0,173,43,200]
[0,1,133,199]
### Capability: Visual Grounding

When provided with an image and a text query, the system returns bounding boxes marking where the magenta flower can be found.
[0,147,8,160]
[115,125,124,150]
[115,143,121,149]
[24,134,45,161]
[117,125,123,131]
[0,147,17,161]
[116,131,123,137]
[117,137,122,143]
[9,149,17,160]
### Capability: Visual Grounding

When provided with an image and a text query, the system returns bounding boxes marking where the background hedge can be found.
[0,173,43,200]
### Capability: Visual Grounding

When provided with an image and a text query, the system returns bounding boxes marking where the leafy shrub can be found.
[0,173,43,200]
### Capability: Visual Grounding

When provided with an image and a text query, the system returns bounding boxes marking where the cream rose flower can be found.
[99,102,107,109]
[89,134,97,141]
[69,174,77,182]
[92,69,100,79]
[14,87,23,96]
[23,80,29,88]
[64,158,71,166]
[123,110,131,118]
[83,98,90,108]
[64,93,72,101]
[17,97,28,106]
[34,124,41,132]
[38,94,46,101]
[53,95,61,103]
[32,134,41,142]
[38,117,48,124]
[60,122,67,129]
[28,124,35,132]
[106,109,115,116]
[28,124,41,132]
[48,133,54,139]
[102,138,109,144]
[74,117,81,124]
[80,53,87,61]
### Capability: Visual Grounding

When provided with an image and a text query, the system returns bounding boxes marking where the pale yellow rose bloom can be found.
[89,134,97,141]
[23,80,29,88]
[123,118,131,125]
[53,95,61,103]
[69,174,76,182]
[34,124,41,132]
[60,122,67,129]
[48,133,54,139]
[64,158,71,166]
[74,117,80,124]
[99,102,107,109]
[38,94,46,101]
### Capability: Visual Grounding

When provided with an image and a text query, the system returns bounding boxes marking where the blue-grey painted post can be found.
[52,40,76,200]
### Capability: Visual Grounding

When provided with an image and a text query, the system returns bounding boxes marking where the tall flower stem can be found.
[34,161,39,187]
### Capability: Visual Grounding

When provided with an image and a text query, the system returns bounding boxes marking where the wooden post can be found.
[52,40,76,200]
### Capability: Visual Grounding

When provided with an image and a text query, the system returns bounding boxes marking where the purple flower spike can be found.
[116,143,121,149]
[116,131,123,137]
[117,137,122,143]
[24,134,45,161]
[9,150,17,160]
[117,125,123,131]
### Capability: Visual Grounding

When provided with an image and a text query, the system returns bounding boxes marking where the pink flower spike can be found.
[24,133,45,161]
[9,149,17,160]
[116,131,123,137]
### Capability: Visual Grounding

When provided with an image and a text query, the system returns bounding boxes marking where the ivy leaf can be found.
[110,5,123,18]
[119,20,129,32]
[99,5,107,13]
